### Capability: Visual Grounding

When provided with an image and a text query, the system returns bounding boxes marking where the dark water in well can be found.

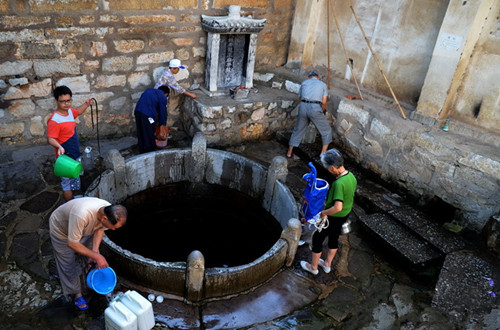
[106,182,283,268]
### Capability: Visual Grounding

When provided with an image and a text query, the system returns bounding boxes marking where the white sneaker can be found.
[298,240,306,246]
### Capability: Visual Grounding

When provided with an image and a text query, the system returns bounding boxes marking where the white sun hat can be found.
[169,59,185,69]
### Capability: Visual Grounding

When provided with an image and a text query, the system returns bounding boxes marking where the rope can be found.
[307,212,329,232]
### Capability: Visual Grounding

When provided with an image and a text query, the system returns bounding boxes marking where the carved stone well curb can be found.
[88,132,300,302]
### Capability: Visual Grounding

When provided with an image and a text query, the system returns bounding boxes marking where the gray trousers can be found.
[50,232,93,296]
[289,103,332,147]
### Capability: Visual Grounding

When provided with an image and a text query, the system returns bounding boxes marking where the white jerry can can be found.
[118,290,155,330]
[105,300,138,330]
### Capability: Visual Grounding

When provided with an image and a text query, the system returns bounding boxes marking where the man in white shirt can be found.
[49,197,127,310]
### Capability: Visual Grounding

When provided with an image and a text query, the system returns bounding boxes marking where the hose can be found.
[85,98,102,195]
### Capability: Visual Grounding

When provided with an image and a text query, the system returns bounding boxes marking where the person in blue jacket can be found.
[134,86,170,153]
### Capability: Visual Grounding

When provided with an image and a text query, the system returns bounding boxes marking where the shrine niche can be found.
[201,5,266,96]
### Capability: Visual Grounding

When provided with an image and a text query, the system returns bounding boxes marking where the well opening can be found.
[107,182,282,268]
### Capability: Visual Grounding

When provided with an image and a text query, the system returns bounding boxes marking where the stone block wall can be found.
[331,99,500,231]
[0,0,294,146]
[182,92,297,146]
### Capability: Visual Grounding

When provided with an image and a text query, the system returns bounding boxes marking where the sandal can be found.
[74,296,88,311]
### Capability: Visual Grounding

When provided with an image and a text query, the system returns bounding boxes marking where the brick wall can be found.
[0,0,294,145]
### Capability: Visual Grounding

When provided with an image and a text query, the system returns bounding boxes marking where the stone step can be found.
[388,207,470,254]
[358,212,443,265]
[356,180,471,257]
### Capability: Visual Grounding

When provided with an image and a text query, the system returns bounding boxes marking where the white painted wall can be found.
[288,0,448,104]
[288,0,500,133]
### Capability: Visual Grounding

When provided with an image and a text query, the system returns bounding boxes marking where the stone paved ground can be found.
[1,134,499,329]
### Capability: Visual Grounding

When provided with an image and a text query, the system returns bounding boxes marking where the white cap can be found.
[169,59,185,69]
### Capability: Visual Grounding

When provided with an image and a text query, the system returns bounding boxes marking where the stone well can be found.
[86,133,300,302]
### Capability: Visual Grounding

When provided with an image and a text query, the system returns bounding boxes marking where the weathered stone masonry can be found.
[0,0,294,145]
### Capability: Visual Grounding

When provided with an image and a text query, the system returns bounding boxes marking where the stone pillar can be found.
[205,33,220,92]
[287,0,323,68]
[244,33,258,89]
[416,0,496,119]
[263,156,288,211]
[106,149,127,202]
[280,218,301,267]
[185,250,205,302]
[189,132,207,183]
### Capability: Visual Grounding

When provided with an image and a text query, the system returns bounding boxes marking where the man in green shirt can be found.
[301,149,357,275]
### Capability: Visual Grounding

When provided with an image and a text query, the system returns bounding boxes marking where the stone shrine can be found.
[201,5,266,96]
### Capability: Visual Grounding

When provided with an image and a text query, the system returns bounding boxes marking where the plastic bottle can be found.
[443,119,450,132]
[83,146,93,171]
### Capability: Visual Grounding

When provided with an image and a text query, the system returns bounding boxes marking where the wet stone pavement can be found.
[1,134,500,329]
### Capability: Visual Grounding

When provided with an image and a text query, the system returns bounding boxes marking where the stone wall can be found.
[0,0,294,146]
[331,97,500,231]
[181,83,298,146]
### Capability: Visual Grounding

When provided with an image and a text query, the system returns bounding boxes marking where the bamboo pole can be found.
[327,0,331,89]
[331,0,363,100]
[349,2,406,119]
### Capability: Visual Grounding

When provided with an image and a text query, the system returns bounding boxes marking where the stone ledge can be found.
[433,251,498,315]
[332,98,500,230]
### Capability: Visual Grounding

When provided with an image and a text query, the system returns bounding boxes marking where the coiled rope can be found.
[308,212,329,232]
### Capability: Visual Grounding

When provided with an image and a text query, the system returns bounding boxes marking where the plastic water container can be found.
[105,300,137,330]
[117,290,155,330]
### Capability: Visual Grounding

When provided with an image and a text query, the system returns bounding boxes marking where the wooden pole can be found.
[331,0,363,100]
[349,2,406,119]
[327,0,331,89]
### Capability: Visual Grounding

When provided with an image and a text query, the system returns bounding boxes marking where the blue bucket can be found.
[86,267,117,295]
